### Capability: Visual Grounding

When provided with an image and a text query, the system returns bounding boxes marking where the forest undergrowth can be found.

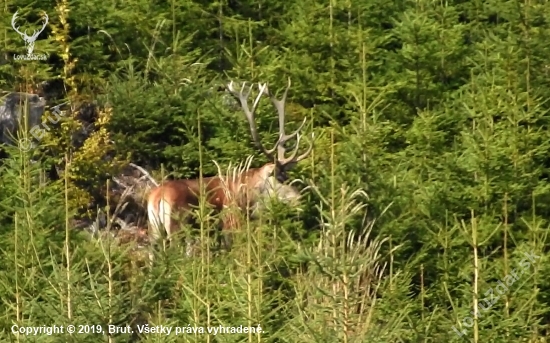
[2,0,550,342]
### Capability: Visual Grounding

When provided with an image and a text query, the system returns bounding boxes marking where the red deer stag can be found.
[147,79,313,255]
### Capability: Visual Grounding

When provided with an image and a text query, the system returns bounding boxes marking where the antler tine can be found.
[264,78,289,161]
[264,78,313,166]
[11,11,25,37]
[31,13,48,39]
[276,121,315,166]
[285,131,315,165]
[226,81,276,160]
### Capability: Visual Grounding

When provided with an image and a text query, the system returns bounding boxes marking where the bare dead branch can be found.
[129,162,159,187]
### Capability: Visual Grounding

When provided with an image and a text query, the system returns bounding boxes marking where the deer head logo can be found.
[11,10,48,57]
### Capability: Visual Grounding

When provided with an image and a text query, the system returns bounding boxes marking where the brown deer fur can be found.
[147,163,281,243]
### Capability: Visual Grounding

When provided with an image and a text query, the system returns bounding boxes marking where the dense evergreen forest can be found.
[2,0,550,342]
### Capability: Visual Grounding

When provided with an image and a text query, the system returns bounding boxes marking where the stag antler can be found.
[263,78,313,167]
[226,79,314,171]
[40,13,48,31]
[31,13,48,40]
[11,11,25,37]
[226,81,272,157]
[11,10,48,40]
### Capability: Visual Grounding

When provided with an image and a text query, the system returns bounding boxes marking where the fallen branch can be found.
[129,162,159,187]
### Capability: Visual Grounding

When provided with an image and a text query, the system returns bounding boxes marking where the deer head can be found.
[11,10,48,56]
[226,79,314,184]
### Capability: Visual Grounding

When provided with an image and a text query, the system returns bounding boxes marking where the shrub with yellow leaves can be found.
[43,105,126,215]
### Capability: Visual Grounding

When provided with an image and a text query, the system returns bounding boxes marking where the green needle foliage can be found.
[2,0,550,342]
